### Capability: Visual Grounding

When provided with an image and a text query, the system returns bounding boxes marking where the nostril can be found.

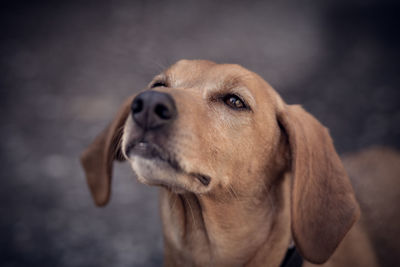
[154,104,172,120]
[132,99,143,114]
[131,91,176,130]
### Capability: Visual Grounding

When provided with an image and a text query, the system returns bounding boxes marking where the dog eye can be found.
[151,81,168,88]
[223,94,247,110]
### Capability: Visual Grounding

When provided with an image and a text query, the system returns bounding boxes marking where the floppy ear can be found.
[80,96,135,207]
[277,104,360,264]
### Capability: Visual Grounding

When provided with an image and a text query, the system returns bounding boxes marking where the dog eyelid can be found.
[222,94,251,111]
[151,81,168,88]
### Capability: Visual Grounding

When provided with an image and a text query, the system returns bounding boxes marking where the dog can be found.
[81,60,396,266]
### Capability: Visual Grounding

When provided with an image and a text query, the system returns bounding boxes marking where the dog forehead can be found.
[165,60,260,92]
[161,60,280,113]
[166,59,216,78]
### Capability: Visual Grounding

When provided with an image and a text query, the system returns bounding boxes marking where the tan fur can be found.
[81,60,397,266]
[342,147,400,267]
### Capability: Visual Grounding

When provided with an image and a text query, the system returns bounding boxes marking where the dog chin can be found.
[129,156,210,194]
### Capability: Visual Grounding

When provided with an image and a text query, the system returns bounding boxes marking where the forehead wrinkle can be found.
[168,70,200,89]
[167,72,177,87]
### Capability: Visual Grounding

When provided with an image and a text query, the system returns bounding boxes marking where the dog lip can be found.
[126,140,182,171]
[130,141,158,159]
[128,141,172,164]
[126,140,211,187]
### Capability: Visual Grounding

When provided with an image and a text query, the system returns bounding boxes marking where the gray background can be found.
[1,0,399,266]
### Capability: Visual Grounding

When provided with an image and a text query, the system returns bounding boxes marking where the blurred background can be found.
[0,0,399,266]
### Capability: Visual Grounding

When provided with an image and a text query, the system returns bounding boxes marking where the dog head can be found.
[81,59,359,264]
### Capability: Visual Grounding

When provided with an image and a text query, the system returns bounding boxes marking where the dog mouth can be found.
[124,140,211,186]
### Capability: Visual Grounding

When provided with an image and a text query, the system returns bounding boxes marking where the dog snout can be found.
[131,91,177,130]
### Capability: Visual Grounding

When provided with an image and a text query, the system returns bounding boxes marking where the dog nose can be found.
[131,91,177,130]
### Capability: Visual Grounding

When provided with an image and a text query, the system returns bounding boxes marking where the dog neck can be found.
[159,171,292,267]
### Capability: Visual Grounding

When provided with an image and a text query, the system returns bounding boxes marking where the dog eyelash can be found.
[151,81,168,88]
[222,94,250,111]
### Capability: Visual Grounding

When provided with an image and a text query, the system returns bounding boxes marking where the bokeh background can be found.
[1,0,399,266]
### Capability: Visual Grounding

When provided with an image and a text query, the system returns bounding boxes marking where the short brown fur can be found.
[81,60,397,266]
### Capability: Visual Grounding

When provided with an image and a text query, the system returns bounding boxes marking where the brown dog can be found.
[81,60,389,266]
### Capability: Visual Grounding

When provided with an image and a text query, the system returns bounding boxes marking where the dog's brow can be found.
[204,74,256,108]
[230,87,256,108]
[148,73,169,88]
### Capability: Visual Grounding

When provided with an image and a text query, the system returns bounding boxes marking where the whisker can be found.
[228,184,240,201]
[226,185,235,200]
[112,125,126,158]
[148,57,168,73]
[264,183,275,212]
[184,195,197,229]
[170,193,178,211]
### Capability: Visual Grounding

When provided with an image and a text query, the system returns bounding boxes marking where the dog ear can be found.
[277,104,360,264]
[80,96,135,207]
